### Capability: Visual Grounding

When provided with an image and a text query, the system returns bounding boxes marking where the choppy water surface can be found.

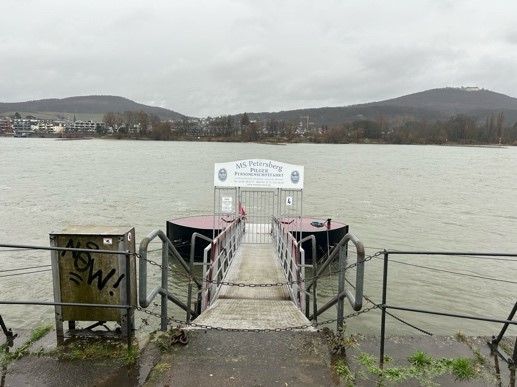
[0,138,516,336]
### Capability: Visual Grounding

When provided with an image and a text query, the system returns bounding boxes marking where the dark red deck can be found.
[167,215,348,263]
[169,215,345,232]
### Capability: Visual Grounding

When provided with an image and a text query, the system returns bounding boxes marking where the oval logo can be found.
[291,170,300,184]
[218,168,227,182]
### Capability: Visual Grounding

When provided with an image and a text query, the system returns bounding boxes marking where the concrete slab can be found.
[346,335,507,386]
[154,330,338,387]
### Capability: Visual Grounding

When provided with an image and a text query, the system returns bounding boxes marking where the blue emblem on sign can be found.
[218,168,227,182]
[291,170,300,184]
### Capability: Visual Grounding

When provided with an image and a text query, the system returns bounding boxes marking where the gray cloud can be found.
[1,0,516,116]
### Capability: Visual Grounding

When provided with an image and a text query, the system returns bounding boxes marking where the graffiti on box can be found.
[61,239,125,297]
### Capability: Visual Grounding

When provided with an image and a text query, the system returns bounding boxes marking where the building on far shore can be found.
[0,117,13,134]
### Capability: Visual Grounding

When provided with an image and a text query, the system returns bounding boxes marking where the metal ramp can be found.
[192,237,312,330]
[137,159,367,334]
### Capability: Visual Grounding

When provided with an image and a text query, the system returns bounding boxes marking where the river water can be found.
[0,138,516,336]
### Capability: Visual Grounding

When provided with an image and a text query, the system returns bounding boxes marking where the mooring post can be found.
[379,250,389,369]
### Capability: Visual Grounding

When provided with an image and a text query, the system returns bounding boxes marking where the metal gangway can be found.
[139,215,366,331]
[138,159,367,331]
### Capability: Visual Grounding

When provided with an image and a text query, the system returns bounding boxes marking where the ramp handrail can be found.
[138,229,201,330]
[272,217,316,314]
[307,232,366,328]
[200,216,245,311]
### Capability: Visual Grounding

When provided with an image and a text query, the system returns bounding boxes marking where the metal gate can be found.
[213,159,305,244]
[277,188,304,242]
[239,188,277,243]
[214,187,303,244]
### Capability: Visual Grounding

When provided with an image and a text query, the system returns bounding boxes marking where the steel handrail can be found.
[200,217,244,311]
[306,233,365,291]
[186,233,212,322]
[0,243,135,348]
[138,229,200,330]
[379,249,517,370]
[307,232,365,327]
[272,218,315,313]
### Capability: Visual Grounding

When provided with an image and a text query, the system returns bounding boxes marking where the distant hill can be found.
[0,95,186,121]
[247,87,517,125]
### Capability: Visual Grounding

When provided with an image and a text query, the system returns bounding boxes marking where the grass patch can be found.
[151,328,187,352]
[450,357,476,381]
[408,350,433,368]
[56,339,139,366]
[0,324,52,367]
[147,360,172,383]
[356,351,482,385]
[455,331,468,344]
[335,359,355,385]
[30,325,52,343]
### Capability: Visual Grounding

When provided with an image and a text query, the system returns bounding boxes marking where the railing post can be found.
[201,247,210,311]
[312,259,318,324]
[160,244,168,331]
[336,243,346,333]
[300,249,306,314]
[125,252,133,347]
[380,250,389,369]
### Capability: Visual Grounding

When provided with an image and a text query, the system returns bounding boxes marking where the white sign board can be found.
[214,159,304,189]
[286,196,293,206]
[221,196,233,212]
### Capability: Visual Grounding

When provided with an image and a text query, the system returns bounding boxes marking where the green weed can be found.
[408,350,433,368]
[57,339,139,366]
[335,359,355,385]
[450,358,476,381]
[356,351,481,385]
[0,324,52,366]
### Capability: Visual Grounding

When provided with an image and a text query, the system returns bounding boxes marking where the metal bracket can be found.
[488,301,517,369]
[0,315,18,348]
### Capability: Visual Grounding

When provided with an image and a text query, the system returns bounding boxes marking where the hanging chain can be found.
[136,304,378,333]
[137,249,385,288]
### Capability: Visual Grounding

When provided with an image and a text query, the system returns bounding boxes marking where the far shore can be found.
[0,133,515,147]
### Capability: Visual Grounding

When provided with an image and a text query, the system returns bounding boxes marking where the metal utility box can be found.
[49,226,136,342]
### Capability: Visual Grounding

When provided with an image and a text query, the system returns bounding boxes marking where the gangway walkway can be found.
[192,238,312,330]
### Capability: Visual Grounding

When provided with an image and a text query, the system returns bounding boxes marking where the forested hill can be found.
[247,88,517,125]
[0,95,185,120]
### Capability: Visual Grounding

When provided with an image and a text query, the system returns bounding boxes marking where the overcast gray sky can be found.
[1,0,516,116]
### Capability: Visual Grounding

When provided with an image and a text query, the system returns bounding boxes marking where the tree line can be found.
[101,110,517,145]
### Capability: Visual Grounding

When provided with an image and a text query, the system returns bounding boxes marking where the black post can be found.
[125,252,132,350]
[492,301,517,347]
[312,260,318,323]
[380,250,389,369]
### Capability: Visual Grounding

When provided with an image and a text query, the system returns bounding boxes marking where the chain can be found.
[136,303,378,333]
[137,250,384,288]
[311,250,384,280]
[136,253,165,270]
[202,278,299,287]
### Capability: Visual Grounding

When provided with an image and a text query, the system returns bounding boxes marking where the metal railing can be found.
[272,217,315,313]
[0,243,134,348]
[378,250,517,371]
[272,218,366,327]
[138,229,203,329]
[306,232,366,330]
[200,216,245,310]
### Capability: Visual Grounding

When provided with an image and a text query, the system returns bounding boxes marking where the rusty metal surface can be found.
[50,226,136,322]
